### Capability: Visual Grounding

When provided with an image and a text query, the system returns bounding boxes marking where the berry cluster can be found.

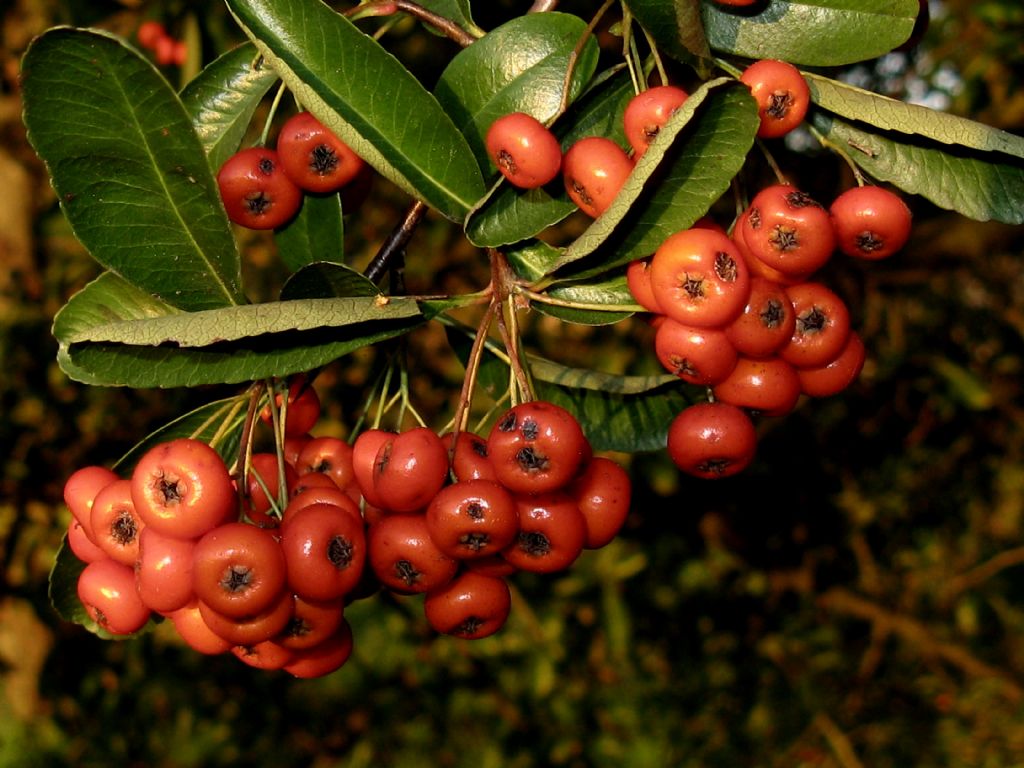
[136,20,187,68]
[627,181,911,479]
[63,390,630,676]
[217,112,367,230]
[486,58,811,219]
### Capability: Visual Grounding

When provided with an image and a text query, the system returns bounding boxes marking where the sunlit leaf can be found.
[226,0,485,221]
[22,28,243,311]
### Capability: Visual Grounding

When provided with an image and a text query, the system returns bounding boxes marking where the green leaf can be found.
[532,273,639,326]
[465,69,635,249]
[22,28,243,311]
[274,193,345,273]
[413,0,481,37]
[702,0,919,66]
[54,272,423,387]
[811,110,1024,224]
[226,0,485,221]
[434,12,600,173]
[113,396,250,471]
[280,261,379,300]
[180,41,280,172]
[66,296,421,346]
[505,240,565,283]
[628,0,710,64]
[804,73,1024,159]
[549,79,759,279]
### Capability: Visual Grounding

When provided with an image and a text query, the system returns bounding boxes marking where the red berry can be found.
[217,147,303,230]
[485,112,562,189]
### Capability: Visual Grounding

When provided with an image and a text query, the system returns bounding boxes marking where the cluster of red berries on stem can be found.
[217,112,367,230]
[63,380,630,676]
[628,181,911,479]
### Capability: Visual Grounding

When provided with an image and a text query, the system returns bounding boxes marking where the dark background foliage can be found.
[2,1,1024,766]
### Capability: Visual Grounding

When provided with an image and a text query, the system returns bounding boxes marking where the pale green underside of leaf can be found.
[812,110,1024,225]
[434,12,599,174]
[226,0,485,221]
[549,79,759,279]
[805,73,1024,159]
[54,272,423,387]
[22,28,243,312]
[533,273,639,326]
[702,0,919,66]
[180,41,280,172]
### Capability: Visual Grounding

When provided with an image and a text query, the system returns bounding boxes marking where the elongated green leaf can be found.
[280,261,379,300]
[114,397,250,471]
[702,0,919,66]
[549,80,759,278]
[805,73,1024,159]
[22,28,243,311]
[434,12,599,173]
[66,296,420,346]
[628,0,709,64]
[811,110,1024,224]
[466,69,635,249]
[54,272,423,387]
[533,274,639,326]
[274,193,345,272]
[414,0,481,37]
[226,0,485,221]
[451,329,691,452]
[180,41,279,171]
[505,240,565,283]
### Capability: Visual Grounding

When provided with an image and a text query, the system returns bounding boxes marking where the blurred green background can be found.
[2,1,1024,766]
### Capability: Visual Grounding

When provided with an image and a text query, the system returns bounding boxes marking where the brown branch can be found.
[364,200,427,283]
[558,0,615,116]
[346,1,477,47]
[813,713,866,768]
[941,546,1024,604]
[529,0,559,12]
[819,586,1024,702]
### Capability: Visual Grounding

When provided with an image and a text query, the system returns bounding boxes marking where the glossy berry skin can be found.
[232,639,295,671]
[779,281,852,369]
[562,137,634,217]
[739,59,811,139]
[295,436,356,492]
[191,523,287,619]
[654,318,739,386]
[373,428,449,513]
[261,378,321,437]
[830,186,912,260]
[487,401,590,495]
[649,227,751,328]
[198,590,295,646]
[724,277,796,358]
[425,480,519,560]
[739,186,835,278]
[67,518,107,564]
[77,559,151,636]
[501,492,586,574]
[169,600,232,655]
[217,147,302,229]
[797,331,866,397]
[351,429,394,510]
[570,457,632,549]
[424,571,512,640]
[447,431,499,483]
[283,619,354,678]
[277,111,366,193]
[135,527,195,615]
[623,85,689,158]
[666,402,757,480]
[626,258,665,314]
[244,452,296,527]
[281,502,366,602]
[713,356,802,417]
[89,478,145,567]
[64,465,119,543]
[485,112,562,189]
[368,514,458,594]
[131,438,235,541]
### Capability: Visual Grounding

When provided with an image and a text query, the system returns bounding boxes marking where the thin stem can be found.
[640,25,669,87]
[231,385,263,478]
[192,398,244,447]
[364,200,427,283]
[756,138,790,185]
[346,0,478,46]
[373,363,396,429]
[528,0,559,12]
[808,123,868,186]
[453,300,499,438]
[713,56,744,79]
[258,81,289,147]
[558,0,616,116]
[620,6,643,96]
